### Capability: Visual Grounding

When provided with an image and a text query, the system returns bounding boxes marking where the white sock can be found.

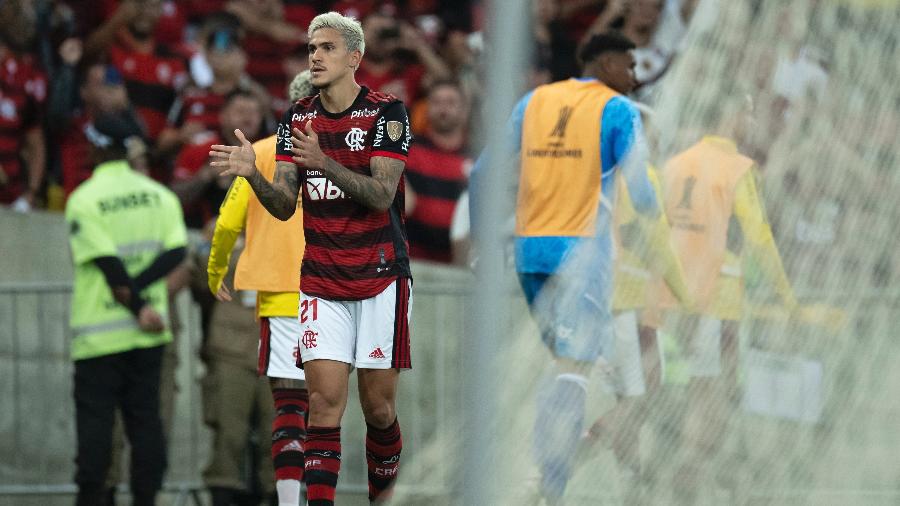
[276,479,302,506]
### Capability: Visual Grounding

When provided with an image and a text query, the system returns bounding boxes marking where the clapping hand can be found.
[290,123,327,170]
[209,129,257,178]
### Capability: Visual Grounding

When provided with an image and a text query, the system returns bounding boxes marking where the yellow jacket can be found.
[613,167,690,313]
[660,136,795,319]
[207,135,305,317]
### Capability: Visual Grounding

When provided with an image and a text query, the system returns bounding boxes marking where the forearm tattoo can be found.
[321,156,404,211]
[248,163,299,220]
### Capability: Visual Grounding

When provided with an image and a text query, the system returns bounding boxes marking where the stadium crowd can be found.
[1,0,707,265]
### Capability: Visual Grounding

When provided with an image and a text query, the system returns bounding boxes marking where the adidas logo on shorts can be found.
[368,347,386,359]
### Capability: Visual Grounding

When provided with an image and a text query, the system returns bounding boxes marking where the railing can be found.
[0,265,472,505]
[6,273,900,505]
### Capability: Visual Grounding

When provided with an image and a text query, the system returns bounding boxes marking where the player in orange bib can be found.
[206,72,313,506]
[472,33,673,504]
[659,117,797,503]
[579,164,690,496]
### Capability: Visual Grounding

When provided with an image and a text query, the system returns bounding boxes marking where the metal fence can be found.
[0,263,471,505]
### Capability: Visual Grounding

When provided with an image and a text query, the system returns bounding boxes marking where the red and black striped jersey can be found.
[109,44,187,141]
[0,51,46,204]
[167,85,225,133]
[405,136,471,263]
[276,87,412,300]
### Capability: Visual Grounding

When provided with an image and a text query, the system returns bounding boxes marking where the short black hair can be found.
[578,32,636,65]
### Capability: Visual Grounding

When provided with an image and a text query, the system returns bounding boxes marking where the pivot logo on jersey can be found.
[301,329,318,348]
[550,106,572,138]
[292,110,317,122]
[345,127,366,151]
[306,177,346,201]
[351,108,378,119]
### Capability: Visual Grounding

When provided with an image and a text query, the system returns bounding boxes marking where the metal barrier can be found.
[0,265,471,505]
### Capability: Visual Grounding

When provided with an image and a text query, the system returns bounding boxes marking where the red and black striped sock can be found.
[305,426,342,506]
[366,418,402,503]
[271,388,308,482]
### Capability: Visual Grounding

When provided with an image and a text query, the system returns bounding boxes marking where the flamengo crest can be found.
[345,127,366,151]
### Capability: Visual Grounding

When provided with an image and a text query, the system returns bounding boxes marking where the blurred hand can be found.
[209,129,257,178]
[58,38,83,66]
[114,0,142,23]
[179,121,205,144]
[138,306,165,332]
[398,22,424,51]
[215,283,233,302]
[269,23,306,43]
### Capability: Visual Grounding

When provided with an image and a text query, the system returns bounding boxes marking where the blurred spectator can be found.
[429,23,482,136]
[533,0,579,82]
[171,89,264,229]
[225,0,311,103]
[330,0,381,20]
[158,16,270,157]
[0,0,47,210]
[84,0,188,143]
[589,0,697,100]
[96,0,190,55]
[557,0,609,43]
[35,1,83,209]
[54,64,143,196]
[358,10,450,105]
[405,81,472,264]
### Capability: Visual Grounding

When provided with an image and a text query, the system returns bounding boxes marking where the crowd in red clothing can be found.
[2,0,688,264]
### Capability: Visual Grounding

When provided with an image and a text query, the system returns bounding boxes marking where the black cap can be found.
[85,110,146,150]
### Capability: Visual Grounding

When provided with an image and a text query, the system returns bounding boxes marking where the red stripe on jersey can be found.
[300,274,397,302]
[305,219,390,238]
[258,317,271,376]
[178,89,225,131]
[391,278,411,369]
[276,154,294,162]
[304,243,397,268]
[372,150,407,162]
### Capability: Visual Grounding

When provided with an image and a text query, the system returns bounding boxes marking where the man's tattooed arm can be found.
[320,156,404,211]
[247,161,300,220]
